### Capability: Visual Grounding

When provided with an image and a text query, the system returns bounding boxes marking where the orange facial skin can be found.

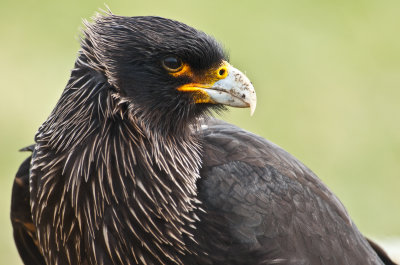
[173,61,229,103]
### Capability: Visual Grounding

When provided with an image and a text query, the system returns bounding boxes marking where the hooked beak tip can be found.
[250,99,256,116]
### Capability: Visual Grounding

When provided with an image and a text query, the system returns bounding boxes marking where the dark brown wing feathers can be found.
[11,146,45,265]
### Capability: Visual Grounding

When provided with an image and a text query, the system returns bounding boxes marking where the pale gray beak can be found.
[203,65,257,115]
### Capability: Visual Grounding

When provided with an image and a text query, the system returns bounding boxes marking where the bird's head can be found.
[81,14,256,135]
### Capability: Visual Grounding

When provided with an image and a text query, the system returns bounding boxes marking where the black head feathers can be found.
[77,14,228,135]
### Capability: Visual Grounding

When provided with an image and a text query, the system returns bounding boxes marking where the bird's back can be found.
[191,119,385,265]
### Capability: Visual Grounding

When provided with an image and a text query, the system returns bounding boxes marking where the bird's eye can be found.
[162,56,183,72]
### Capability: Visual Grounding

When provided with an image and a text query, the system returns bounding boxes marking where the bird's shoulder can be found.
[194,119,381,264]
[197,118,346,219]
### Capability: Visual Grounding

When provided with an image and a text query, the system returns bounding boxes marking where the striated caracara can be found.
[11,13,396,265]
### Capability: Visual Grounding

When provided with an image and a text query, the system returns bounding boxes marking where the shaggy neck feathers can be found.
[32,53,203,264]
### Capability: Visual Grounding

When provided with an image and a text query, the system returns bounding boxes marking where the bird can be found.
[10,12,397,265]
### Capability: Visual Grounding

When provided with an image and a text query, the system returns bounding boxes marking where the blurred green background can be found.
[1,0,399,263]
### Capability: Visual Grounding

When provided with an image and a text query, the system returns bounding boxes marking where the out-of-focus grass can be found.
[1,0,399,264]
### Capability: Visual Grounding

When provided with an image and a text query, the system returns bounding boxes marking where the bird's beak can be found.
[203,65,256,116]
[177,63,257,116]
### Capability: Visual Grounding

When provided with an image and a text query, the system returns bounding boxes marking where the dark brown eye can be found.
[162,56,183,72]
